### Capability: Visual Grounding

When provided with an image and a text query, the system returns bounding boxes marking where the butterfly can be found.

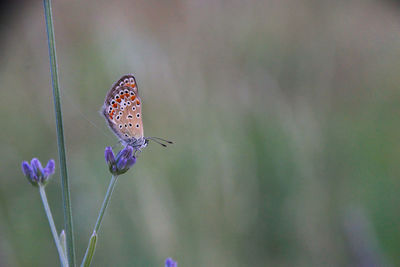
[102,74,172,153]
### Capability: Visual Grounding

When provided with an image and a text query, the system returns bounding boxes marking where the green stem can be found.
[80,175,118,267]
[80,231,97,267]
[43,0,75,266]
[39,185,69,267]
[94,175,119,232]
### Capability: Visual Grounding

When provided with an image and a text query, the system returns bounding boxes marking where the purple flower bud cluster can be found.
[104,146,137,175]
[21,158,55,186]
[165,258,177,267]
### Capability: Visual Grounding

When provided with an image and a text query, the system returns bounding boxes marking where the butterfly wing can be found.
[102,75,144,143]
[115,74,139,95]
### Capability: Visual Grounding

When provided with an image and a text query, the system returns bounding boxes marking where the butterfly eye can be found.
[130,91,134,95]
[132,106,136,111]
[115,95,120,99]
[119,111,122,115]
[124,79,129,83]
[119,82,124,86]
[136,113,140,118]
[124,134,129,137]
[129,123,133,127]
[116,115,120,120]
[129,78,134,83]
[127,101,131,106]
[136,124,140,128]
[119,124,123,129]
[124,90,129,94]
[119,91,124,95]
[111,100,115,104]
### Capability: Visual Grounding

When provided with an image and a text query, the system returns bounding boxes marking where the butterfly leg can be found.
[134,147,144,157]
[112,140,123,150]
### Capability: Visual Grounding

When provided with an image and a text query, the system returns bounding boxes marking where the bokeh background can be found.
[1,0,400,266]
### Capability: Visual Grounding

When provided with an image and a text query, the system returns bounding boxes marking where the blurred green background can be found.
[1,0,400,266]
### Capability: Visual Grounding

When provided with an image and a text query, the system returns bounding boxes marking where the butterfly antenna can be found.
[147,137,174,144]
[146,137,168,147]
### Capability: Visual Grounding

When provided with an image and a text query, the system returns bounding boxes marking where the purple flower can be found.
[165,258,177,267]
[21,158,55,186]
[116,158,127,170]
[105,147,115,167]
[104,146,137,175]
[31,158,43,175]
[43,159,55,177]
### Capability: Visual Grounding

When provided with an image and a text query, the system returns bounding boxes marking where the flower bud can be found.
[21,158,56,186]
[105,146,115,167]
[104,146,136,175]
[165,258,177,267]
[43,159,55,177]
[21,161,38,185]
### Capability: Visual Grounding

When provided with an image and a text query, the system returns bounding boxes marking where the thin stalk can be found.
[80,231,97,267]
[43,0,75,266]
[39,185,69,267]
[81,175,118,267]
[94,175,119,232]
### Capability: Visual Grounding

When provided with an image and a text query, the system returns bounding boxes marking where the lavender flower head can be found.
[165,258,177,267]
[21,158,55,186]
[105,146,136,175]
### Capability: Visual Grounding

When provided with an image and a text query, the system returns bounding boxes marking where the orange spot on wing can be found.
[136,100,140,105]
[113,103,118,108]
[110,110,115,116]
[125,93,130,98]
[131,95,136,101]
[116,98,121,103]
[109,115,113,119]
[126,82,135,88]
